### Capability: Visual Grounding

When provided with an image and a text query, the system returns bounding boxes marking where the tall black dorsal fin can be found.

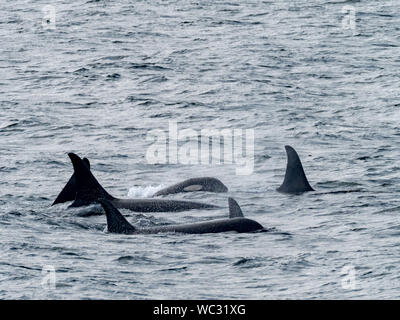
[228,197,244,218]
[68,153,114,207]
[98,199,136,234]
[277,145,314,193]
[83,158,90,168]
[52,158,90,206]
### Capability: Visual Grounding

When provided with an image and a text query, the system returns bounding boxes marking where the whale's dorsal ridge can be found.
[152,177,228,197]
[228,197,244,218]
[68,153,114,207]
[277,145,314,194]
[98,199,136,234]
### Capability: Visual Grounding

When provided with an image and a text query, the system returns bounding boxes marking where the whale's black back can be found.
[277,145,314,194]
[98,198,264,235]
[153,177,228,196]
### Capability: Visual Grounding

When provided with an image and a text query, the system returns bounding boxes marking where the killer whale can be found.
[277,145,314,194]
[67,153,219,212]
[52,157,90,206]
[98,197,264,234]
[277,145,365,195]
[53,159,228,205]
[152,177,228,197]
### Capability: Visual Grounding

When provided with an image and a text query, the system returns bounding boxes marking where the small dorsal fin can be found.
[68,153,114,207]
[228,197,244,218]
[277,145,314,194]
[98,199,136,234]
[52,158,90,206]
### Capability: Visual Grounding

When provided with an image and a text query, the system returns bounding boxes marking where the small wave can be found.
[116,255,135,263]
[115,255,154,265]
[233,257,263,269]
[63,204,104,217]
[0,121,19,130]
[127,185,165,198]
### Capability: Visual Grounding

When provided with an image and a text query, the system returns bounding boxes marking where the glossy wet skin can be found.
[152,177,228,196]
[129,218,264,234]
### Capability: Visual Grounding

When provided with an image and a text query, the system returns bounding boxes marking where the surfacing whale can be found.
[277,145,365,195]
[98,197,264,234]
[67,153,219,212]
[53,158,228,205]
[152,177,228,197]
[277,145,314,194]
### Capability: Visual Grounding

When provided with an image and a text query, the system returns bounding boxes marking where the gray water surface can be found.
[1,0,400,299]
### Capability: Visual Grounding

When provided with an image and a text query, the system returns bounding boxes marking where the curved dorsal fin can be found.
[228,197,244,218]
[68,153,113,207]
[98,199,136,234]
[277,145,314,194]
[52,158,90,206]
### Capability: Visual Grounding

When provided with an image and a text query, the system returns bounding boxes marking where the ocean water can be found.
[1,0,400,299]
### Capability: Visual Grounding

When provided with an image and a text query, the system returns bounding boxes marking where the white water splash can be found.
[127,185,166,198]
